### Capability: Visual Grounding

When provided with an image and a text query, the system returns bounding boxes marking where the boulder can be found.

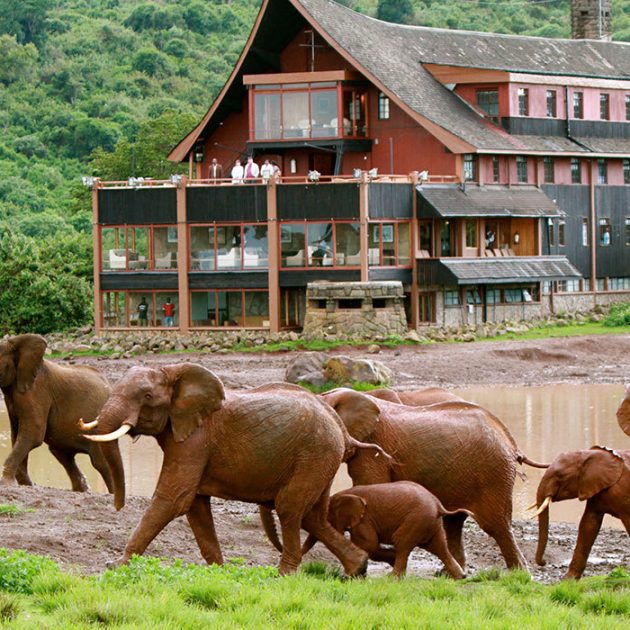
[322,356,392,386]
[285,352,328,384]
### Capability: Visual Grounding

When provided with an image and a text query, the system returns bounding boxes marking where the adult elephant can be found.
[319,389,547,570]
[85,365,373,576]
[616,384,630,437]
[0,333,116,493]
[369,387,464,406]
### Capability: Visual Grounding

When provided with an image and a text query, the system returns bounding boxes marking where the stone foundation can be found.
[302,281,408,337]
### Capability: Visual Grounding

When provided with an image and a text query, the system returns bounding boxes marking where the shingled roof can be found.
[169,0,630,161]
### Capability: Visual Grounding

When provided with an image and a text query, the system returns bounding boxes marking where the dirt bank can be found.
[1,333,629,582]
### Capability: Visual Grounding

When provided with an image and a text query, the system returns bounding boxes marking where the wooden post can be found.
[267,179,281,332]
[176,177,190,333]
[588,159,597,298]
[92,182,102,334]
[359,171,369,282]
[410,171,420,329]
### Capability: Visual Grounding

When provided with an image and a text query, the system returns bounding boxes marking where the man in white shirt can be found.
[243,156,260,183]
[231,159,244,184]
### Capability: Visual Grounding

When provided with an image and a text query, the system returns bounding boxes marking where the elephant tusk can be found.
[526,501,538,511]
[531,496,552,518]
[78,418,98,431]
[84,424,131,442]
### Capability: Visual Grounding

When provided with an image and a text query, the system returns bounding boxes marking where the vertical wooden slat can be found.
[267,180,280,332]
[359,171,369,281]
[176,178,190,332]
[92,184,102,334]
[410,171,419,329]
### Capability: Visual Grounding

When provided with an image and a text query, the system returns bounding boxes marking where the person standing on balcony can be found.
[260,159,274,183]
[137,297,149,327]
[231,159,244,184]
[209,158,223,182]
[244,156,260,183]
[162,297,175,327]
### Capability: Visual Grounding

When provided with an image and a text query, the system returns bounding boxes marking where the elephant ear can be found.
[11,334,47,394]
[164,364,225,443]
[577,447,625,501]
[322,389,380,442]
[331,494,367,530]
[616,384,630,437]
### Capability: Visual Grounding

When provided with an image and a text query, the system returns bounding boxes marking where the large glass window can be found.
[626,95,630,121]
[598,159,608,184]
[310,90,337,138]
[190,290,269,328]
[334,222,360,266]
[571,158,581,184]
[307,223,333,267]
[190,224,267,270]
[492,156,500,182]
[582,218,589,246]
[444,290,460,306]
[343,89,367,136]
[368,222,411,267]
[543,157,554,183]
[102,226,177,271]
[378,92,390,120]
[476,90,499,118]
[516,156,528,183]
[600,93,610,120]
[465,220,477,248]
[254,93,281,139]
[517,88,528,116]
[599,218,612,246]
[101,291,178,328]
[283,91,309,137]
[280,224,306,267]
[419,221,432,255]
[463,154,476,181]
[558,219,566,247]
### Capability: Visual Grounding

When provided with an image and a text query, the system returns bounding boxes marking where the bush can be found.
[0,549,59,595]
[602,302,630,327]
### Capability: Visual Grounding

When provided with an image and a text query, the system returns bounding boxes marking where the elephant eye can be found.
[144,393,152,400]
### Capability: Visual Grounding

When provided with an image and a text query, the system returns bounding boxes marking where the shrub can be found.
[0,549,59,595]
[602,302,630,327]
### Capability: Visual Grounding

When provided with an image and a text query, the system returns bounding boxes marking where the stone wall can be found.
[302,281,408,337]
[571,0,612,40]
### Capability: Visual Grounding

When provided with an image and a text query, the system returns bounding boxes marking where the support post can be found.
[359,171,369,282]
[267,179,281,332]
[92,182,102,334]
[176,177,190,333]
[588,159,598,300]
[410,171,420,329]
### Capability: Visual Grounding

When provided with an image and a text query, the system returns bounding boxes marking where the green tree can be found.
[377,0,414,24]
[0,35,38,85]
[0,0,54,45]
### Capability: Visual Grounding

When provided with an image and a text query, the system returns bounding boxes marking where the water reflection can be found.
[0,384,626,527]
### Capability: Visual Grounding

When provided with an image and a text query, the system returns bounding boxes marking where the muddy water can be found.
[0,384,627,527]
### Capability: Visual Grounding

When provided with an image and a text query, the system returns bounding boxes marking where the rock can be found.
[322,356,392,386]
[366,344,381,354]
[288,331,299,342]
[285,352,328,384]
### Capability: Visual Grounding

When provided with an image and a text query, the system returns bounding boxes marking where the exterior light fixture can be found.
[289,158,297,174]
[128,177,139,188]
[170,174,183,187]
[513,232,520,244]
[81,176,97,189]
[307,170,321,182]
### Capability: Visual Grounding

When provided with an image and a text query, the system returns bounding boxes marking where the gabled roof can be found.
[417,185,563,219]
[169,0,630,161]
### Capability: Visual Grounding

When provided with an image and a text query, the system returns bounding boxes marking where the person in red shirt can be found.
[162,297,175,327]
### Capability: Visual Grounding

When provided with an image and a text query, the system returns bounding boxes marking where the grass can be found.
[0,504,31,518]
[478,320,630,342]
[297,380,383,394]
[1,553,629,627]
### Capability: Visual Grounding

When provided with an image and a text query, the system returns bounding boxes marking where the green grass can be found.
[297,380,383,394]
[1,553,630,627]
[479,320,630,342]
[0,504,31,518]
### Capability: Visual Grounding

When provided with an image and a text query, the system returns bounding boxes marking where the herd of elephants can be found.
[1,333,629,581]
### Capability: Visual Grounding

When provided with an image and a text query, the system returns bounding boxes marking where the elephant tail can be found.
[517,454,549,469]
[439,507,473,519]
[345,437,398,468]
[259,505,283,553]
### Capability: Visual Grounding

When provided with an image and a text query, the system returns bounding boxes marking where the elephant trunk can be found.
[534,484,553,566]
[101,441,126,511]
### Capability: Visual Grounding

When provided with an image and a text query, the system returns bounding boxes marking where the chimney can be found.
[571,0,612,40]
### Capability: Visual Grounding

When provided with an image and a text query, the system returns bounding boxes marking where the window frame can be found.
[599,218,612,246]
[101,290,179,329]
[190,288,270,328]
[597,159,608,185]
[516,156,528,183]
[367,220,412,268]
[571,158,581,184]
[476,89,499,119]
[573,91,584,119]
[517,88,529,116]
[599,93,610,120]
[377,92,390,120]
[543,157,555,184]
[546,90,557,118]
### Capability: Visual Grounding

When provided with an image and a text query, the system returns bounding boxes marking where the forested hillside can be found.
[0,0,628,333]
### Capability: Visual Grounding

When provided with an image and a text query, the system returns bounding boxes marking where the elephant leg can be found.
[442,512,468,569]
[15,458,32,486]
[391,545,414,577]
[370,545,396,567]
[475,512,528,571]
[88,447,115,494]
[301,493,368,578]
[49,448,89,492]
[2,432,44,486]
[424,529,465,580]
[186,495,223,566]
[564,509,604,580]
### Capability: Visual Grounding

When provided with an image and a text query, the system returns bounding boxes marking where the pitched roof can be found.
[417,184,563,218]
[428,256,581,285]
[169,0,630,161]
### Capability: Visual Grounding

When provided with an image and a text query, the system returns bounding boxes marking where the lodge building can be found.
[92,0,630,333]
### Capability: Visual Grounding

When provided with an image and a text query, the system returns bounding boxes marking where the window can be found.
[368,222,411,267]
[624,159,630,185]
[463,154,476,181]
[600,93,610,120]
[556,280,580,293]
[558,219,566,247]
[419,221,432,255]
[476,89,499,118]
[582,218,589,246]
[444,290,460,306]
[546,90,557,118]
[466,290,481,305]
[101,226,178,272]
[465,220,477,248]
[517,88,529,116]
[486,288,501,304]
[626,95,630,121]
[543,157,554,183]
[378,92,390,120]
[190,223,268,270]
[610,277,630,290]
[599,218,612,246]
[598,159,608,184]
[516,156,528,183]
[190,290,269,328]
[102,291,179,328]
[492,155,500,182]
[625,218,630,246]
[334,222,361,267]
[573,91,584,119]
[549,219,556,247]
[571,158,581,184]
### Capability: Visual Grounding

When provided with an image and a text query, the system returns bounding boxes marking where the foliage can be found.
[377,0,415,24]
[0,504,30,518]
[0,549,59,594]
[602,303,630,327]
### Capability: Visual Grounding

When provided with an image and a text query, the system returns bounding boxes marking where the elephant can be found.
[0,333,117,493]
[320,388,548,571]
[368,387,464,406]
[533,445,630,580]
[84,365,383,576]
[616,384,630,437]
[303,481,467,578]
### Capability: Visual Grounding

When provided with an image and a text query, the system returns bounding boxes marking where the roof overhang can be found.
[423,256,581,285]
[416,184,563,219]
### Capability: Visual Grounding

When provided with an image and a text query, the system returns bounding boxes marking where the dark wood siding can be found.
[100,273,179,290]
[277,183,360,220]
[188,272,268,289]
[595,186,630,278]
[501,118,630,139]
[368,269,413,284]
[98,188,177,224]
[368,183,413,218]
[279,269,361,287]
[187,186,267,222]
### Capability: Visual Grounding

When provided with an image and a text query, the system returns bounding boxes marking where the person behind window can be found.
[162,297,175,327]
[137,297,149,326]
[485,229,495,249]
[209,158,223,182]
[231,159,244,184]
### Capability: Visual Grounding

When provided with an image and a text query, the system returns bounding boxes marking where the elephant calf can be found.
[304,481,467,578]
[533,445,630,580]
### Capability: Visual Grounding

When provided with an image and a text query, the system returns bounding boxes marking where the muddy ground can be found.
[1,333,629,582]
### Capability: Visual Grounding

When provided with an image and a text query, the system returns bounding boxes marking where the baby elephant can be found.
[304,481,467,578]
